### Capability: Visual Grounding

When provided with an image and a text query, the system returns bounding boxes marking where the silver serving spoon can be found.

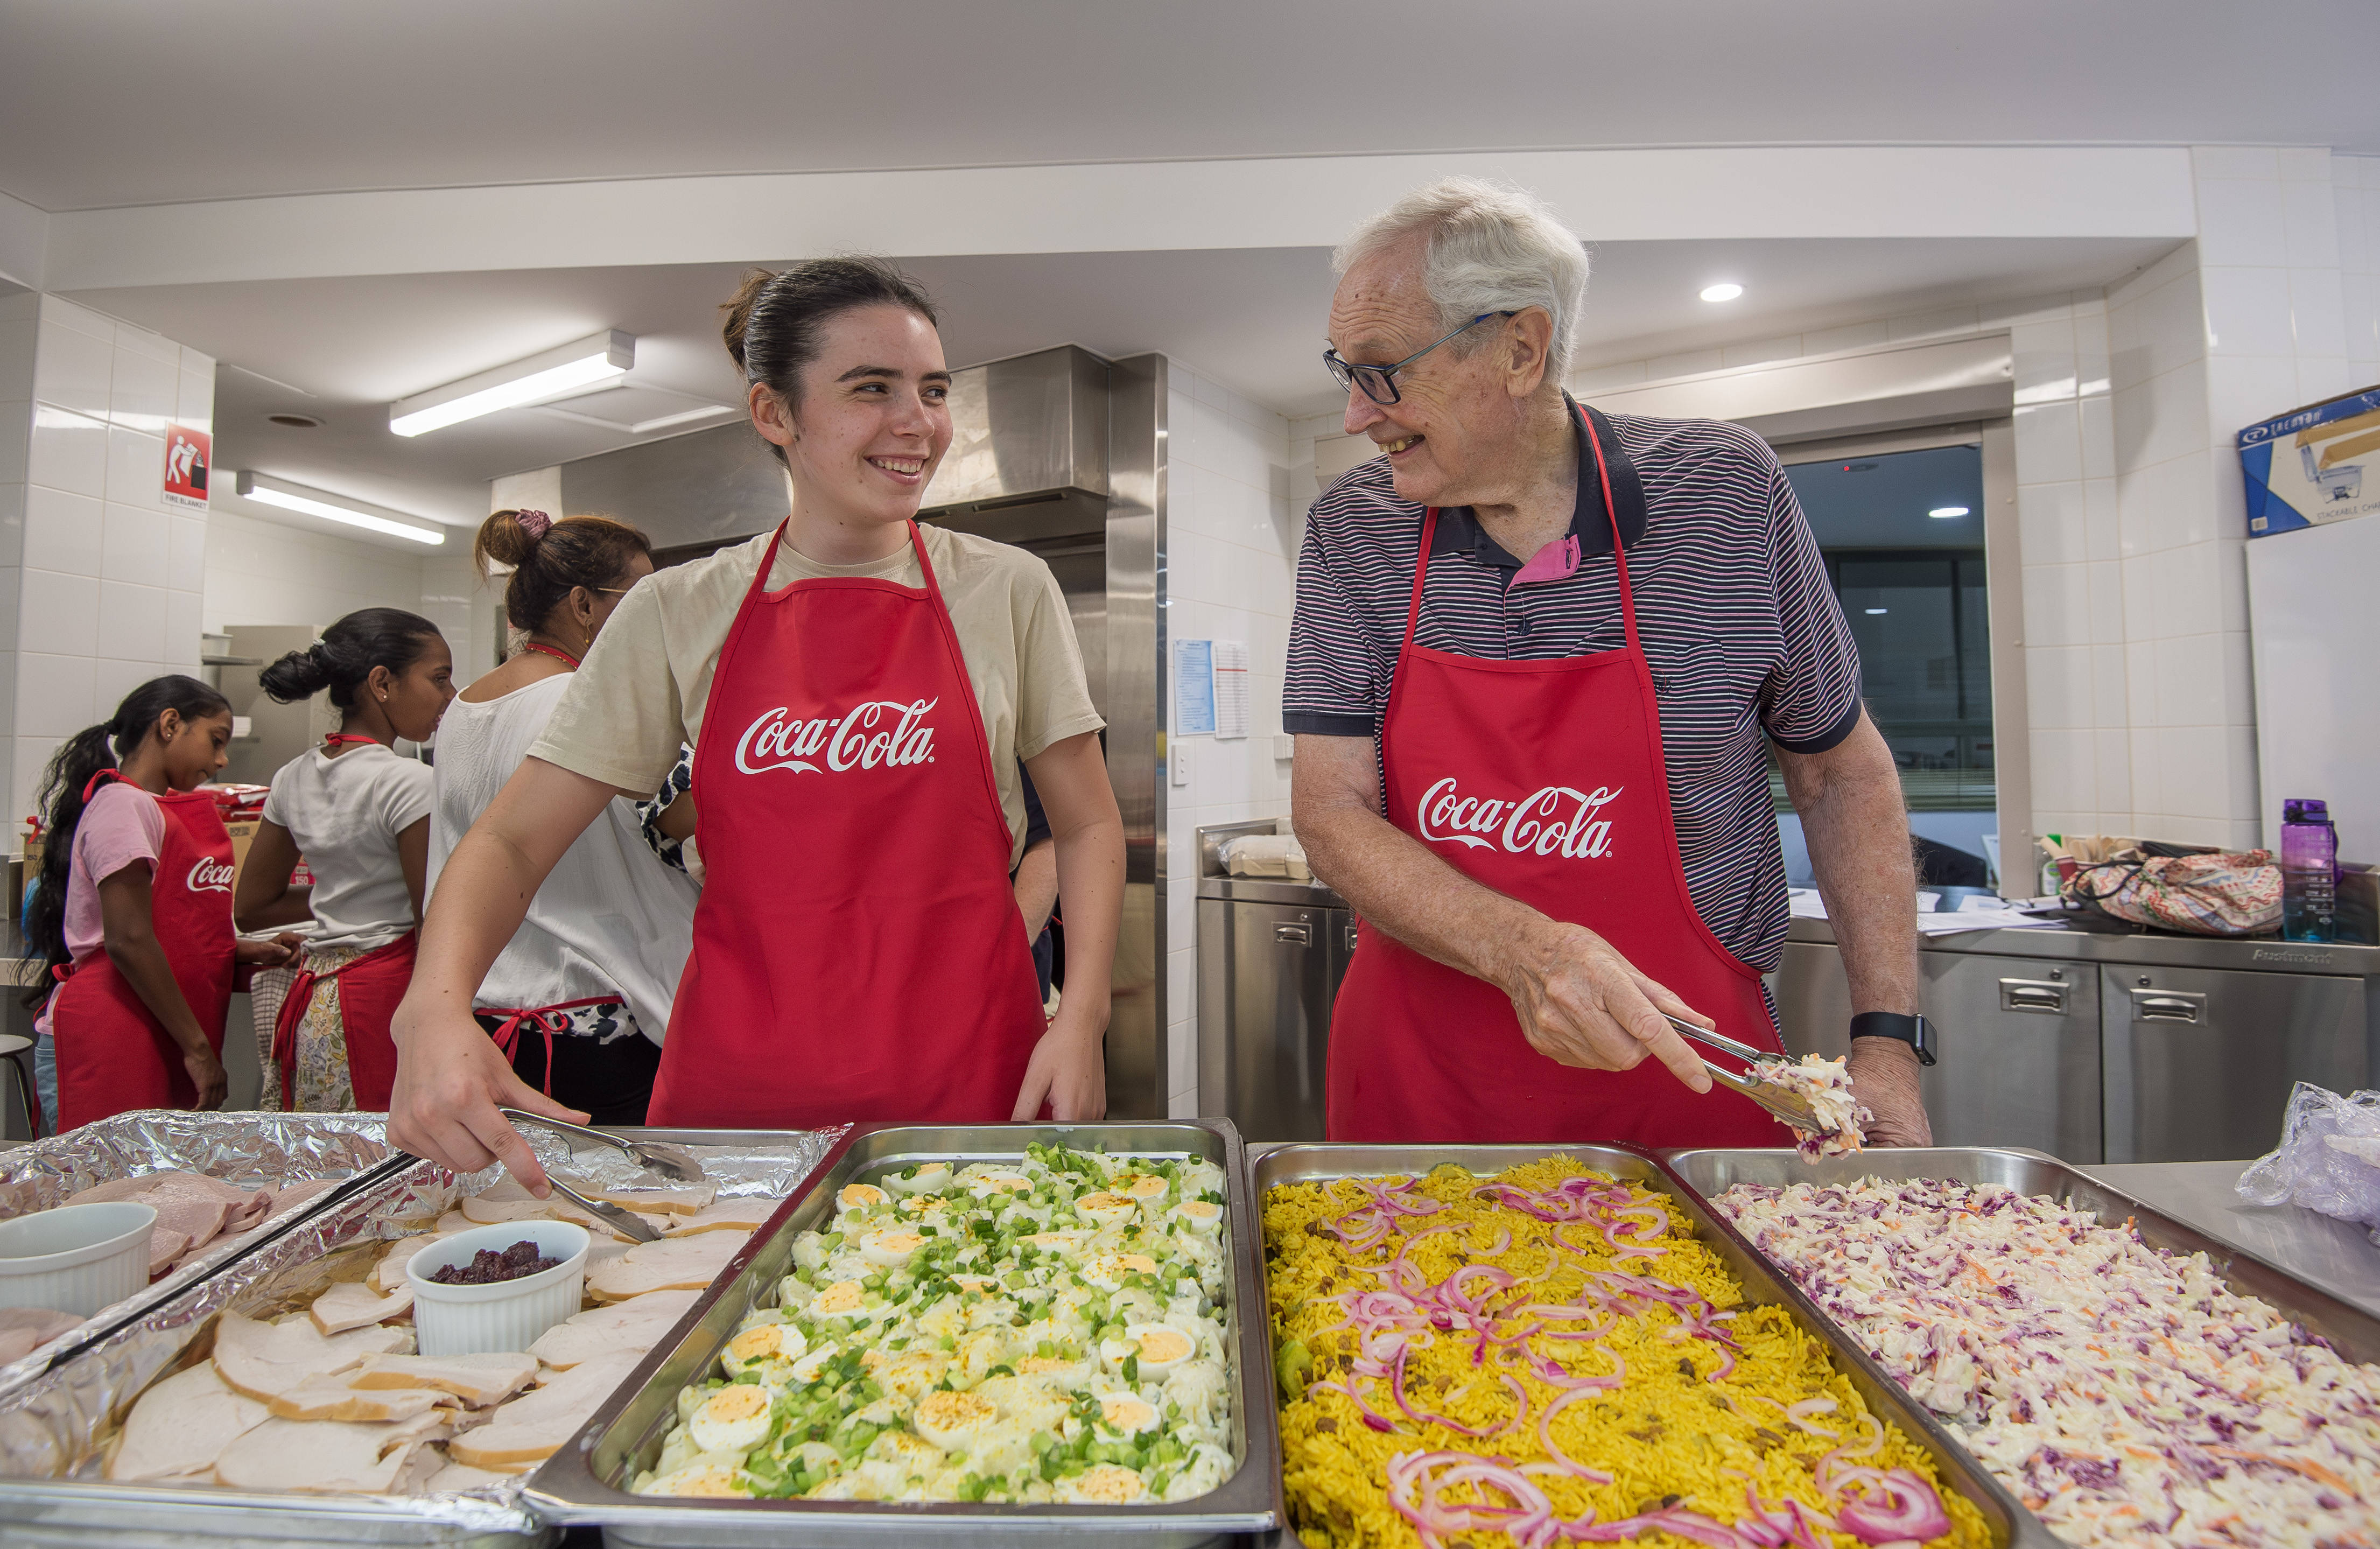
[499,1108,708,1183]
[1659,1017,1828,1134]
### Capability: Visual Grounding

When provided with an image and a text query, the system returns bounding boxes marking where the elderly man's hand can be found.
[1845,1036,1932,1146]
[1497,921,1713,1093]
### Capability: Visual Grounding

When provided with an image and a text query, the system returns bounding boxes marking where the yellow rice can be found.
[1265,1159,1992,1549]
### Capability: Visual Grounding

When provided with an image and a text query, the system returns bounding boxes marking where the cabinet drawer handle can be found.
[1343,923,1360,953]
[1999,979,2066,1014]
[1273,923,1312,945]
[2130,990,2204,1024]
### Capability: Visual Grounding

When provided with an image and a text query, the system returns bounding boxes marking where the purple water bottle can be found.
[2281,798,2337,942]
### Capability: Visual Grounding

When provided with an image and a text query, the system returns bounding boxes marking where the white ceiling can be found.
[70,235,2175,523]
[4,1,2377,212]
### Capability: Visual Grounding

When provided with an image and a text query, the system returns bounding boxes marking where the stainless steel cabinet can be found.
[1196,894,1351,1142]
[2102,964,2367,1163]
[1773,942,2103,1160]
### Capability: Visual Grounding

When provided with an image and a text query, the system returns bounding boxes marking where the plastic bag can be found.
[1218,833,1309,881]
[2237,1082,2380,1240]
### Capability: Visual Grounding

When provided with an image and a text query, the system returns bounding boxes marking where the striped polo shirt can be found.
[1284,399,1862,971]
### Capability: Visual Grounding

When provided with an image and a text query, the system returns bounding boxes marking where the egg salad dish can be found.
[632,1144,1237,1506]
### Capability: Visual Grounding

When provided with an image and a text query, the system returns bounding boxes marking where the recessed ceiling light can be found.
[1929,505,1971,518]
[1699,283,1744,303]
[1865,607,1888,615]
[266,412,324,429]
[389,330,635,437]
[235,471,446,545]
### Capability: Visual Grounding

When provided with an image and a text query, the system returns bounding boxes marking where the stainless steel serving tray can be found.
[1665,1145,2380,1370]
[530,1119,1278,1548]
[0,1110,406,1394]
[0,1124,846,1549]
[1249,1143,2055,1549]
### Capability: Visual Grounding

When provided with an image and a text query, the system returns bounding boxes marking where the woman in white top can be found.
[235,609,454,1110]
[428,508,695,1123]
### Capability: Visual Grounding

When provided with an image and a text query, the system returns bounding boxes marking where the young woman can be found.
[27,676,298,1130]
[426,508,696,1124]
[236,609,454,1111]
[390,257,1124,1183]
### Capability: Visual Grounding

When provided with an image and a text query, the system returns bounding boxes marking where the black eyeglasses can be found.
[1323,311,1513,405]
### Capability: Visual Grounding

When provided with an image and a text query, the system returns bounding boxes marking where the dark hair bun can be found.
[472,513,651,634]
[258,608,443,710]
[720,258,940,467]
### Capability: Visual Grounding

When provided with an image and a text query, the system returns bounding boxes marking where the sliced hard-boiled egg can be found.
[1113,1172,1169,1200]
[873,1349,950,1399]
[965,1168,1034,1197]
[811,1279,867,1316]
[722,1321,808,1372]
[1169,1199,1224,1233]
[1122,1322,1196,1375]
[644,1461,751,1497]
[1023,1230,1087,1255]
[949,1273,1001,1295]
[1072,1191,1139,1228]
[911,1387,1002,1450]
[1099,1391,1160,1436]
[860,1231,925,1267]
[789,1342,840,1384]
[1082,1252,1159,1291]
[687,1383,775,1453]
[837,1183,888,1211]
[1014,1351,1092,1386]
[897,1195,954,1222]
[883,1161,953,1195]
[1057,1463,1148,1505]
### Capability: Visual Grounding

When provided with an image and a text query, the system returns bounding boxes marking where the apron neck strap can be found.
[79,768,125,802]
[739,519,942,604]
[1402,403,1636,653]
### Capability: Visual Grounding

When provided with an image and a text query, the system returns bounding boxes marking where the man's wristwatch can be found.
[1850,1012,1937,1067]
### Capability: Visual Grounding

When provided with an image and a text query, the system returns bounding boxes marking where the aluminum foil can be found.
[0,1124,846,1547]
[0,1110,402,1394]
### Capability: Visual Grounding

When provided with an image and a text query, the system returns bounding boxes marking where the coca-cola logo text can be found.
[187,856,235,894]
[1416,776,1621,859]
[735,699,939,776]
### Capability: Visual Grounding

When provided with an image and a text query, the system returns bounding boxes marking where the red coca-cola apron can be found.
[51,773,236,1131]
[271,930,416,1111]
[1328,406,1787,1146]
[649,520,1047,1127]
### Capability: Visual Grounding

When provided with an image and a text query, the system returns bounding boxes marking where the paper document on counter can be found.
[1787,888,2062,936]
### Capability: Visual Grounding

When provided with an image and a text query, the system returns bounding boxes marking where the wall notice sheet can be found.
[1213,640,1249,739]
[1175,640,1216,734]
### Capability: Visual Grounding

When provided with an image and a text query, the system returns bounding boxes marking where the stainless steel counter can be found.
[2082,1158,2380,1319]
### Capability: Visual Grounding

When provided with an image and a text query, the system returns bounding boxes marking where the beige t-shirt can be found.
[528,524,1103,866]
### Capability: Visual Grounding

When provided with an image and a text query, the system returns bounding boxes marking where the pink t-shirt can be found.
[36,782,166,1036]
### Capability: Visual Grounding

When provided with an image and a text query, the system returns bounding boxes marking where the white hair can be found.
[1333,177,1589,383]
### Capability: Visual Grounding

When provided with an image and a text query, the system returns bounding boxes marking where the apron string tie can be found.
[483,997,621,1096]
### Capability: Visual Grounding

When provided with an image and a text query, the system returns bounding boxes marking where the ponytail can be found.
[23,675,229,1004]
[259,607,441,711]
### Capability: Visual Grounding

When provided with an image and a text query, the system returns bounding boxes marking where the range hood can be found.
[557,344,1110,553]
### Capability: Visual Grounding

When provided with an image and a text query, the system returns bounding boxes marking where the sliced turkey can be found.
[0,1306,85,1365]
[348,1351,538,1407]
[585,1233,741,1302]
[663,1198,777,1235]
[446,1350,643,1469]
[214,1414,449,1493]
[585,1185,716,1216]
[107,1362,271,1481]
[525,1288,701,1369]
[310,1279,413,1335]
[269,1376,454,1424]
[212,1309,413,1401]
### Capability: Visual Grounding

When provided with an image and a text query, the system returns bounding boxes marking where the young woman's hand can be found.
[387,1002,587,1194]
[183,1046,227,1111]
[1010,996,1109,1122]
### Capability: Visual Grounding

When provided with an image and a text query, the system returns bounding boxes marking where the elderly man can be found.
[1289,178,1934,1148]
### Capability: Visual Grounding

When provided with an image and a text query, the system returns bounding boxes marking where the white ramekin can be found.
[406,1219,589,1358]
[0,1201,158,1316]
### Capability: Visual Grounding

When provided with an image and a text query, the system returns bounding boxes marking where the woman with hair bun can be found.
[236,608,454,1110]
[27,676,300,1130]
[391,256,1124,1183]
[425,508,695,1124]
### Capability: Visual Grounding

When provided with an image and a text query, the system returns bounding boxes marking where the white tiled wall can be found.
[12,295,214,829]
[200,507,431,639]
[1161,363,1295,1119]
[2335,156,2380,409]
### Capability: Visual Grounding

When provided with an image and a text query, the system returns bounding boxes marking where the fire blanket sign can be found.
[162,424,211,510]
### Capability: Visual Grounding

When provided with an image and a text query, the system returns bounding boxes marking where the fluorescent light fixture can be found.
[1928,505,1971,519]
[1865,607,1888,615]
[630,403,739,434]
[235,471,446,545]
[389,330,635,437]
[1699,283,1744,303]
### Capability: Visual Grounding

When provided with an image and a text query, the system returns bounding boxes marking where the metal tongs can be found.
[1661,1018,1828,1135]
[498,1108,708,1183]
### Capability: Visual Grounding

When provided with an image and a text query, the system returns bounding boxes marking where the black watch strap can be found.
[1850,1011,1936,1067]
